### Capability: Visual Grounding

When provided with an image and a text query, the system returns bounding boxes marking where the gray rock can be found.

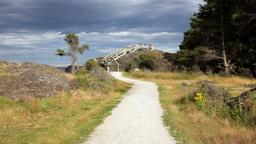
[0,61,71,99]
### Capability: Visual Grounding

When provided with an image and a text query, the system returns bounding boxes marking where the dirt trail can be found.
[84,72,176,144]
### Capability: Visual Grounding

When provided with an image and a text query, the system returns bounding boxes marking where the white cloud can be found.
[0,0,205,64]
[0,32,64,47]
[86,31,181,42]
[83,31,183,52]
[0,31,182,58]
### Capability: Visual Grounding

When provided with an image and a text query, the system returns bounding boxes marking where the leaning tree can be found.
[56,33,89,74]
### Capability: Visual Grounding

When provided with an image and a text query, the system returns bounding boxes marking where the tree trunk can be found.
[222,45,229,73]
[71,49,77,74]
[221,0,229,73]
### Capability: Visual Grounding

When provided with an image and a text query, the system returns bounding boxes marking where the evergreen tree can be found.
[179,0,256,76]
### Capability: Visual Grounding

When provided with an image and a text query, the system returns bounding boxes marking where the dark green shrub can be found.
[136,54,153,70]
[77,59,99,74]
[135,51,170,71]
[117,49,170,72]
[85,59,98,71]
[124,62,138,72]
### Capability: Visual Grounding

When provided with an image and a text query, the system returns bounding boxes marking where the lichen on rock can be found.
[0,61,71,99]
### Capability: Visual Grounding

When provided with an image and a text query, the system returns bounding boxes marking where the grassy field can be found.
[0,76,130,144]
[126,72,256,144]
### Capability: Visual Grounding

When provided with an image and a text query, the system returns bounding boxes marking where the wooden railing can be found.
[100,43,154,71]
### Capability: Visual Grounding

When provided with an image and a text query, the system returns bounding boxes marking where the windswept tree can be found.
[56,33,89,74]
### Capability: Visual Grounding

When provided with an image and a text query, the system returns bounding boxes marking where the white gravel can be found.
[84,72,176,144]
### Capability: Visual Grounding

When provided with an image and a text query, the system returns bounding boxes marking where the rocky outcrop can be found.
[0,61,71,99]
[227,87,256,126]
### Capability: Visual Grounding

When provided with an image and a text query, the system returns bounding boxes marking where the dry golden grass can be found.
[0,67,10,77]
[63,73,75,80]
[126,72,256,144]
[0,80,130,144]
[128,72,255,96]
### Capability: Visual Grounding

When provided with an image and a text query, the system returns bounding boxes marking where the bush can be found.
[116,49,170,72]
[188,82,231,115]
[136,54,153,70]
[187,81,256,127]
[77,59,99,74]
[135,50,170,71]
[198,81,230,103]
[88,67,114,93]
[75,66,114,94]
[227,89,256,126]
[124,61,138,72]
[74,74,90,89]
[90,67,113,82]
[85,59,98,71]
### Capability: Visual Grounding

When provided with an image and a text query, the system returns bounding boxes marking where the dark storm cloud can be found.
[0,0,203,65]
[0,0,202,33]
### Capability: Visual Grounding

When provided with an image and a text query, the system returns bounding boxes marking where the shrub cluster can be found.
[227,89,256,126]
[189,81,230,115]
[184,81,256,127]
[75,59,114,94]
[117,49,171,72]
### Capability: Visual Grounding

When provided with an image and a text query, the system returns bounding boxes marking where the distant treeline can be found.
[174,0,256,77]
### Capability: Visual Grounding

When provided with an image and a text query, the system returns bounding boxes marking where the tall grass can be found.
[0,73,130,144]
[126,71,195,80]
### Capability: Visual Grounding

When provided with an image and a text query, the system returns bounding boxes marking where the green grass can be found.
[0,79,130,144]
[0,70,9,77]
[127,71,256,144]
[158,86,186,143]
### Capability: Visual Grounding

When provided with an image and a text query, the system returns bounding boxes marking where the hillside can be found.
[97,49,173,72]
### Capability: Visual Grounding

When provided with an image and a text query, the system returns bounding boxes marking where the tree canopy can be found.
[178,0,256,77]
[56,33,89,74]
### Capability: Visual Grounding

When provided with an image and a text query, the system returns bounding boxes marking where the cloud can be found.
[0,31,182,54]
[0,0,204,65]
[84,31,183,52]
[0,32,64,46]
[0,31,182,65]
[0,0,203,33]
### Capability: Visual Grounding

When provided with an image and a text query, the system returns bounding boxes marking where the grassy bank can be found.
[0,75,130,144]
[126,72,256,144]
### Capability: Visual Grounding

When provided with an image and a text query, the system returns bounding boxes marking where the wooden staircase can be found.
[98,43,154,71]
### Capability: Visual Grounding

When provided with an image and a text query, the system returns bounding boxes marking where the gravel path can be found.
[84,72,176,144]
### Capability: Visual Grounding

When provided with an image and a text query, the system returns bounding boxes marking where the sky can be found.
[0,0,203,66]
